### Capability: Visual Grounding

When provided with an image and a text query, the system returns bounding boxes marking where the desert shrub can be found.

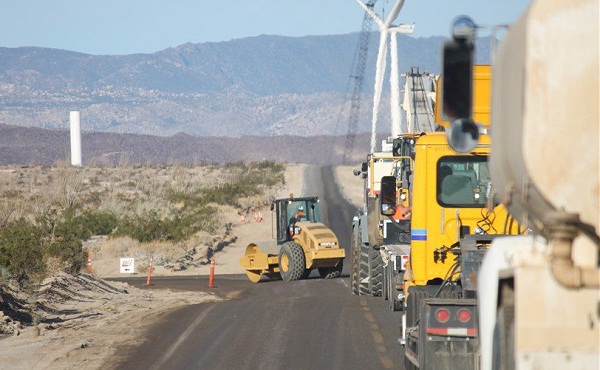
[115,206,218,242]
[68,210,118,237]
[168,207,219,240]
[202,181,259,207]
[200,162,284,207]
[0,219,46,285]
[167,162,283,208]
[38,209,118,242]
[0,209,109,284]
[247,161,285,188]
[167,191,204,209]
[115,211,168,242]
[44,235,86,275]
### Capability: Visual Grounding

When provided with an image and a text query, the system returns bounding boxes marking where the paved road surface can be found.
[111,166,406,370]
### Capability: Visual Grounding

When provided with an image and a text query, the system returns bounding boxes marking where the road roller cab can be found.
[239,196,345,282]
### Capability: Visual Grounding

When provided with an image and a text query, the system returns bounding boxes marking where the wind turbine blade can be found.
[384,0,406,27]
[355,0,385,30]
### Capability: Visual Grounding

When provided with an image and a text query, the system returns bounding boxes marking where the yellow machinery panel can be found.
[435,65,492,128]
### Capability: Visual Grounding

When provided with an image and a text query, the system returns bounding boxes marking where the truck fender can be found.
[357,214,370,246]
[477,235,539,370]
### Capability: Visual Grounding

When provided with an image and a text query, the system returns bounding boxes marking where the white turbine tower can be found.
[389,24,414,135]
[355,0,413,152]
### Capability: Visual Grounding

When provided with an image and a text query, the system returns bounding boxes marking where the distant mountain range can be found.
[0,123,390,166]
[0,33,491,138]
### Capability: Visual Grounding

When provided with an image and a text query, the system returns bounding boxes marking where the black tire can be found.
[404,356,418,370]
[387,265,396,311]
[404,287,431,370]
[382,262,389,301]
[493,305,515,370]
[368,246,383,296]
[318,260,343,279]
[406,288,430,328]
[278,242,306,281]
[358,236,370,295]
[351,229,359,295]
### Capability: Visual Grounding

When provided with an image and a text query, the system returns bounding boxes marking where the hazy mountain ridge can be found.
[0,123,384,166]
[0,33,490,137]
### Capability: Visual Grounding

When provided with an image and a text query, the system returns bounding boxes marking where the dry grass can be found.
[0,163,282,221]
[0,162,286,280]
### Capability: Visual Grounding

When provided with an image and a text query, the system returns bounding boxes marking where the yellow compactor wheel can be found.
[245,270,262,283]
[245,243,260,256]
[240,242,285,283]
[243,244,263,283]
[280,252,290,273]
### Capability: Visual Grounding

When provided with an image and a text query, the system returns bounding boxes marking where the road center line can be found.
[150,304,217,370]
[361,298,396,369]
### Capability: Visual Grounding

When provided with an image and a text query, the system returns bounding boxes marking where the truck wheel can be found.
[351,230,359,294]
[278,242,306,281]
[382,262,389,301]
[388,266,396,310]
[404,356,418,370]
[318,260,343,279]
[359,237,370,295]
[368,247,383,296]
[406,288,430,328]
[493,304,515,370]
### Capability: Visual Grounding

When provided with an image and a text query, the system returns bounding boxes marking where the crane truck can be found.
[441,2,599,369]
[351,62,522,369]
[375,113,523,370]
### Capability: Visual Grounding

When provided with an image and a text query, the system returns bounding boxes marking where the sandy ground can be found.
[0,164,364,370]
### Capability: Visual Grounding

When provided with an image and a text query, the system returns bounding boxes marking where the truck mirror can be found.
[447,118,479,153]
[392,138,402,156]
[451,15,477,44]
[361,162,368,172]
[380,176,397,216]
[353,168,361,176]
[441,39,473,122]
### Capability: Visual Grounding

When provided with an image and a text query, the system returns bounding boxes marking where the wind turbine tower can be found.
[355,0,414,152]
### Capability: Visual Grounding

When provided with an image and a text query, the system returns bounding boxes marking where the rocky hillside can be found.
[0,34,491,137]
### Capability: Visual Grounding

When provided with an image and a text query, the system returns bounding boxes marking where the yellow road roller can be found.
[239,196,345,282]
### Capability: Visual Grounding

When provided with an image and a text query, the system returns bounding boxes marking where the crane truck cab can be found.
[351,144,414,296]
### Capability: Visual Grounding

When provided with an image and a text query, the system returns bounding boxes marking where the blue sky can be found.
[2,0,531,55]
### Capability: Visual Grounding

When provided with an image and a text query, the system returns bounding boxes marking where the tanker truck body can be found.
[476,1,600,369]
[440,1,599,369]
